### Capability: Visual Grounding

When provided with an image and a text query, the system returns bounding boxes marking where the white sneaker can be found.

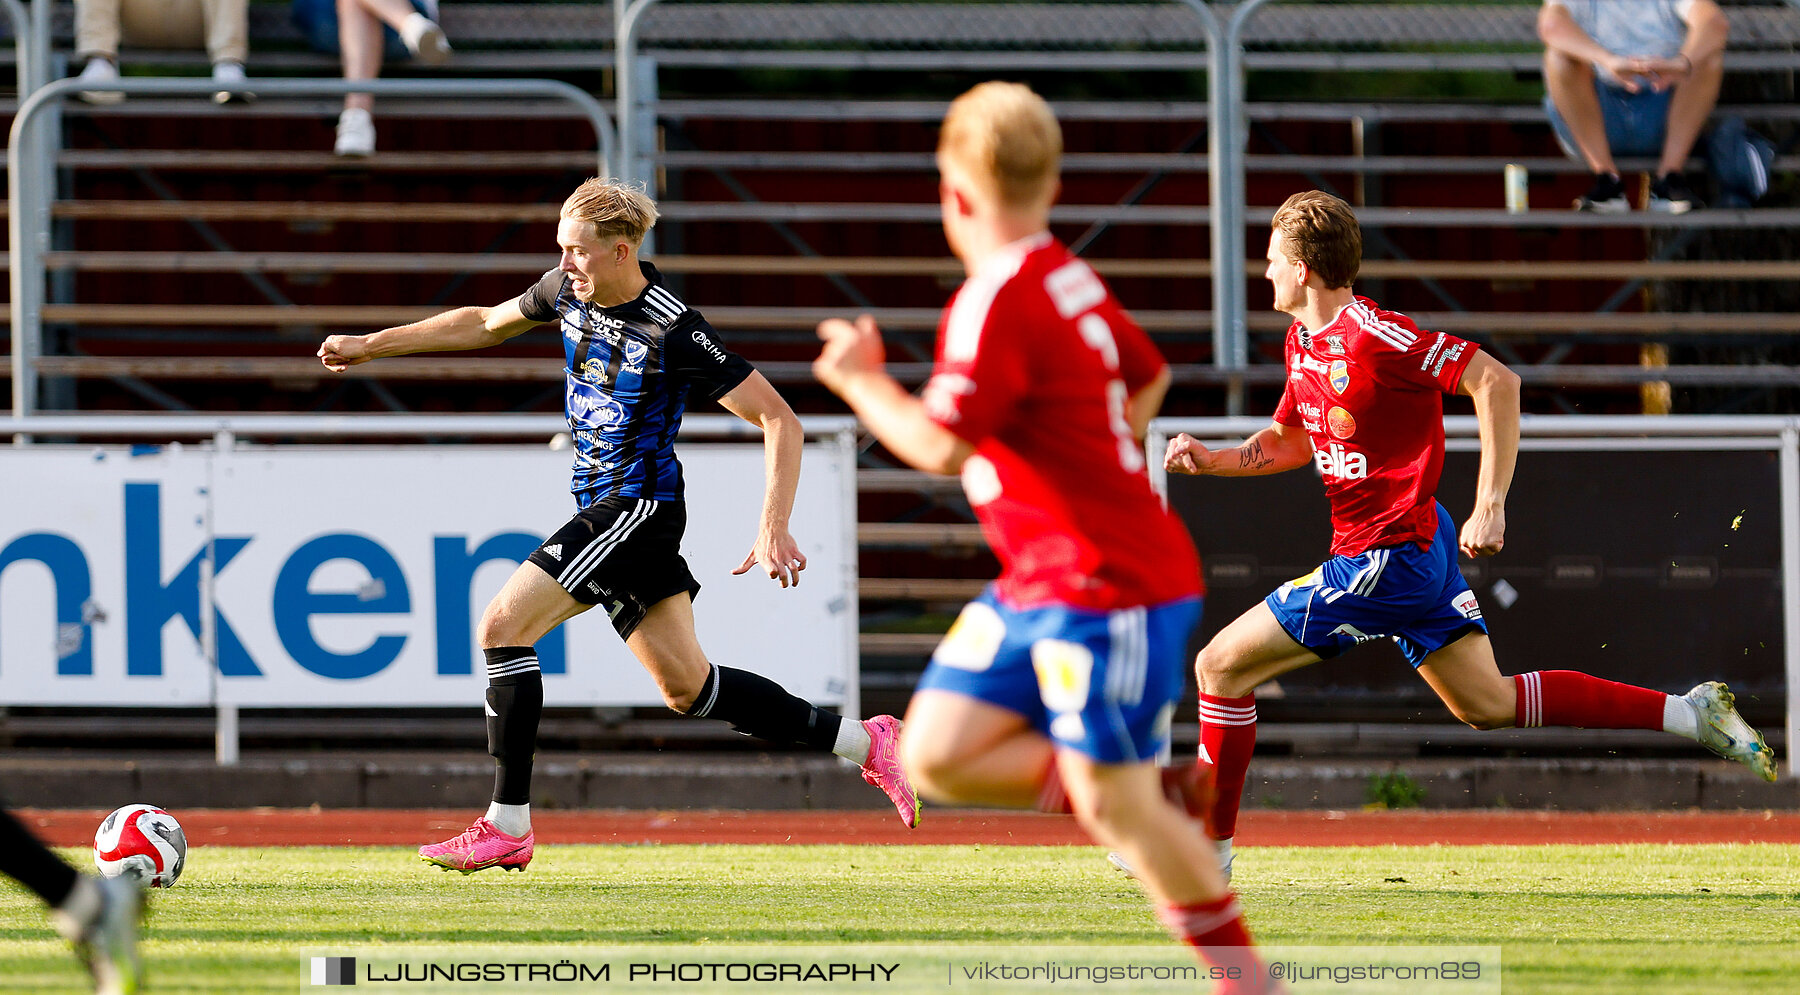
[52,875,144,995]
[212,60,254,105]
[1106,837,1234,883]
[334,108,375,157]
[76,58,124,105]
[401,13,452,66]
[1685,682,1778,782]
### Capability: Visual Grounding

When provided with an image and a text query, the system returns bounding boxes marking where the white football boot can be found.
[1684,682,1777,782]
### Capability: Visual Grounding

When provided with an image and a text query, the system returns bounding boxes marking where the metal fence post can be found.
[1214,0,1279,415]
[616,0,665,190]
[1782,422,1800,779]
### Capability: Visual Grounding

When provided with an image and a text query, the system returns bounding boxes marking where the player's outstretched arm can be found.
[1165,420,1312,478]
[1456,350,1522,557]
[316,296,540,371]
[814,315,975,477]
[718,371,807,589]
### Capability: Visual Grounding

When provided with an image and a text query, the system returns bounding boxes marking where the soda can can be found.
[1504,163,1529,213]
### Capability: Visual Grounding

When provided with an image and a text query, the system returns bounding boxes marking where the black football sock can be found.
[683,664,842,752]
[484,647,543,806]
[0,808,79,907]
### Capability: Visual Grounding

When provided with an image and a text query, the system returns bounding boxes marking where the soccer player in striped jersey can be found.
[1162,190,1777,880]
[816,83,1276,992]
[317,178,919,873]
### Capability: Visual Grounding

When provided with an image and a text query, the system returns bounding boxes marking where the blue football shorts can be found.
[916,587,1202,764]
[1264,501,1488,668]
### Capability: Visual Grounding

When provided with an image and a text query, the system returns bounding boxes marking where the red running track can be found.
[19,809,1800,847]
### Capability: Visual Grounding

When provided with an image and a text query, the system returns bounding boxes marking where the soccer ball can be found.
[93,804,186,888]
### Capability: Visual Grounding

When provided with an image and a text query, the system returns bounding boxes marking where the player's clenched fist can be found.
[317,334,373,372]
[813,314,885,395]
[1164,433,1212,476]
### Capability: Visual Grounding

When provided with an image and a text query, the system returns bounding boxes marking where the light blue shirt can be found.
[1547,0,1695,65]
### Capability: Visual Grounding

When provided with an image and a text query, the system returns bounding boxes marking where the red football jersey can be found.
[1272,297,1479,557]
[922,234,1202,611]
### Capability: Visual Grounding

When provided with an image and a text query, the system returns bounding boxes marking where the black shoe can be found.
[1574,173,1629,212]
[1648,172,1699,214]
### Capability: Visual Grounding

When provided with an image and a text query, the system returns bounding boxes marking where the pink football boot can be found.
[418,817,534,873]
[860,715,921,829]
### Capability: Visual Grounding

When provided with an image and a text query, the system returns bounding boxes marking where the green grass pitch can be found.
[3,843,1798,993]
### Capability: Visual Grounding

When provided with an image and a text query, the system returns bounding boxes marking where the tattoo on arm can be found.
[1237,440,1275,471]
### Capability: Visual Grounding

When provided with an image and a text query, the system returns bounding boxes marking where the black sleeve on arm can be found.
[668,315,755,401]
[518,269,567,324]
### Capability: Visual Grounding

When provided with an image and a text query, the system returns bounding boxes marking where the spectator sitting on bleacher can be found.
[1540,0,1772,212]
[292,0,452,156]
[74,0,254,105]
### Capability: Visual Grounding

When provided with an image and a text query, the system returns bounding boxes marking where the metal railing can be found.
[7,76,617,419]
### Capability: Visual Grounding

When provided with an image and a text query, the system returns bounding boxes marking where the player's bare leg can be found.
[898,690,1052,808]
[1420,631,1776,780]
[1060,755,1270,992]
[630,593,921,826]
[1195,602,1321,700]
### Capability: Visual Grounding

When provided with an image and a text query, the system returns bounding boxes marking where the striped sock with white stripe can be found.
[485,647,542,806]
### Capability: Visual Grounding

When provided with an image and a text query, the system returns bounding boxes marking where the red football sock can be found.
[1514,670,1667,729]
[1158,894,1267,992]
[1198,693,1257,839]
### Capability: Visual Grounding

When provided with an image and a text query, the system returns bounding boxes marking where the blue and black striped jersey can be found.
[519,261,755,506]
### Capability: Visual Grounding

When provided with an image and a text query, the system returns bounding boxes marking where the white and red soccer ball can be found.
[93,804,186,888]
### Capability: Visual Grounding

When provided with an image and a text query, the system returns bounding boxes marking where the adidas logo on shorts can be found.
[543,544,563,560]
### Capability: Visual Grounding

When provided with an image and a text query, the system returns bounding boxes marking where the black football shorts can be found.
[526,496,700,638]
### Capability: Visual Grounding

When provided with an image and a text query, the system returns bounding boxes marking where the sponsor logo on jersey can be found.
[690,328,730,365]
[619,337,649,374]
[1433,341,1467,379]
[577,357,610,384]
[1290,354,1330,380]
[1296,327,1312,351]
[1453,590,1483,620]
[1044,260,1107,319]
[542,544,562,561]
[1298,401,1323,419]
[1314,442,1368,480]
[1325,334,1346,354]
[1329,359,1350,394]
[567,378,627,430]
[586,580,602,596]
[1327,406,1357,440]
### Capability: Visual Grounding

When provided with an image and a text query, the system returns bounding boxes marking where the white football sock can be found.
[485,802,531,837]
[1663,695,1699,740]
[833,717,873,766]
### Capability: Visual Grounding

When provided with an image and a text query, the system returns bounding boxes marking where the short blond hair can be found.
[1271,190,1361,289]
[938,82,1062,210]
[561,177,660,245]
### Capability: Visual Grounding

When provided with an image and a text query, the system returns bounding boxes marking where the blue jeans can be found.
[1544,82,1774,205]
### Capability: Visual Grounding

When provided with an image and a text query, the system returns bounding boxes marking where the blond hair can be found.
[1271,190,1361,289]
[938,82,1062,210]
[561,177,660,245]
